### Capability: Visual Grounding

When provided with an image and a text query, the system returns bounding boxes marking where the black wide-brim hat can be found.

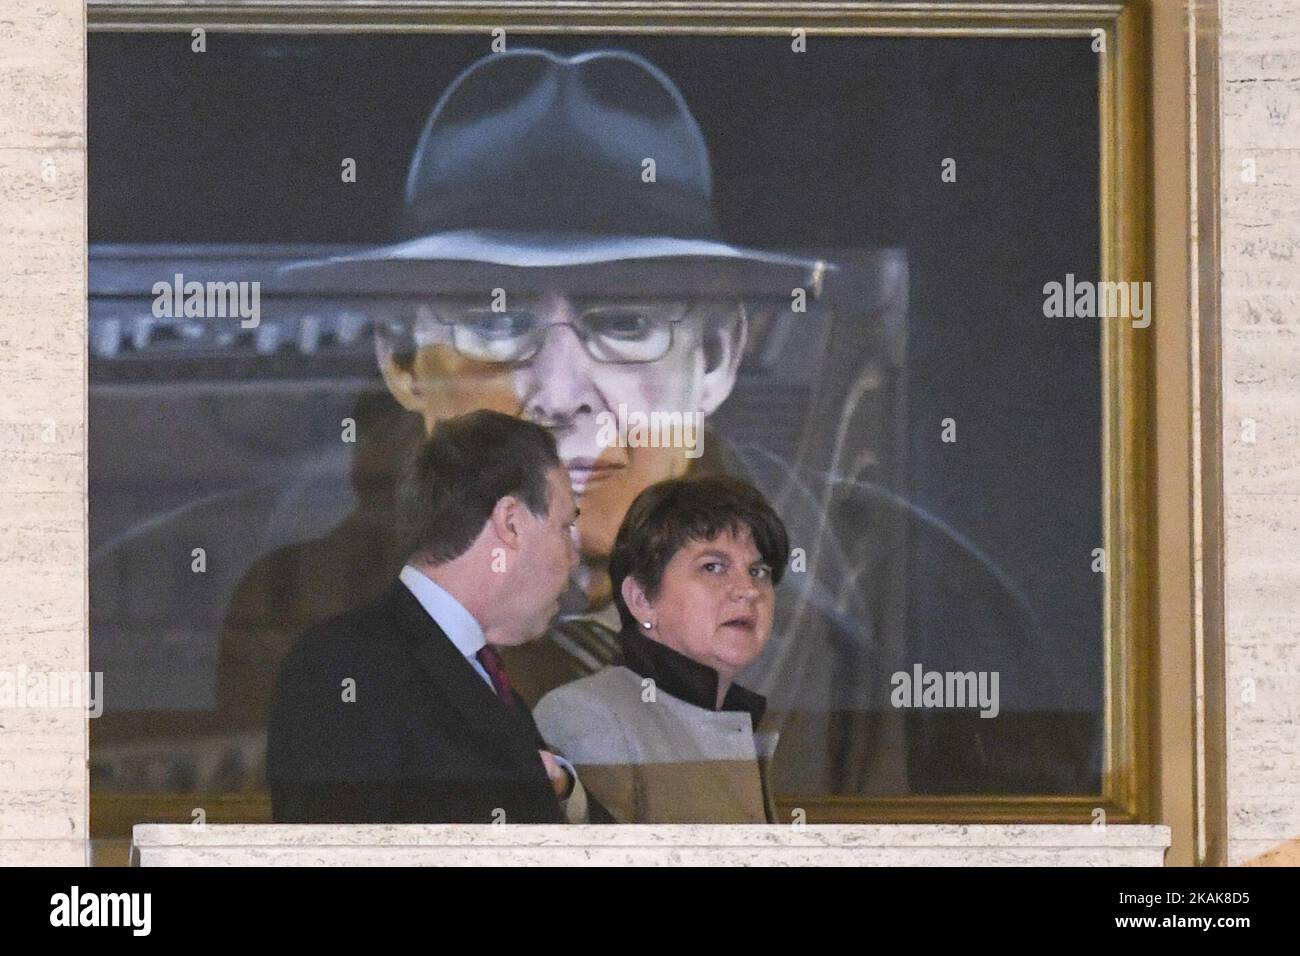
[281,48,833,300]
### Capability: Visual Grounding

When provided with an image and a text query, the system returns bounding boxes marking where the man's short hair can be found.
[608,475,790,633]
[397,410,561,565]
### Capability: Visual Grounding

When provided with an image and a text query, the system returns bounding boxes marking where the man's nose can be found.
[517,305,601,429]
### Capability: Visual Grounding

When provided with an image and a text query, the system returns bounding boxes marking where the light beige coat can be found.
[535,666,779,823]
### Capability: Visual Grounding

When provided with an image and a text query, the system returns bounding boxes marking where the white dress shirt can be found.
[399,565,588,823]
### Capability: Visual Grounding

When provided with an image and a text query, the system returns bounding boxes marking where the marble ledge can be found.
[132,824,1172,867]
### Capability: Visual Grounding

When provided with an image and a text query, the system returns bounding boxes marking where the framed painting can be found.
[85,0,1155,839]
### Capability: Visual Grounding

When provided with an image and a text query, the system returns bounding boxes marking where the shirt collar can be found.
[399,564,486,661]
[619,626,766,726]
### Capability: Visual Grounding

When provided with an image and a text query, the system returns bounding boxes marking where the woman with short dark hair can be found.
[534,475,790,823]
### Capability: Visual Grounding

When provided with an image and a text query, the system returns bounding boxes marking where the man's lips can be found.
[566,458,624,490]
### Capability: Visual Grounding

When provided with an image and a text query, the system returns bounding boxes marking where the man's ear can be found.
[621,575,655,626]
[488,494,524,551]
[375,328,427,414]
[697,302,747,416]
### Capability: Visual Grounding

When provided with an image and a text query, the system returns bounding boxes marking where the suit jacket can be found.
[267,579,566,823]
[534,629,778,824]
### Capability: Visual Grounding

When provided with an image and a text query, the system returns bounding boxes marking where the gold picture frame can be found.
[85,0,1210,850]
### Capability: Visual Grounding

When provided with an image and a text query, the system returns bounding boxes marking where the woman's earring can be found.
[642,620,652,629]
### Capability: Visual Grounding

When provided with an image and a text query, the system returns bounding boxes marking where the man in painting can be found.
[223,46,1065,801]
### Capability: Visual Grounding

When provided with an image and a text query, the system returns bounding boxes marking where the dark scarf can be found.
[619,625,766,726]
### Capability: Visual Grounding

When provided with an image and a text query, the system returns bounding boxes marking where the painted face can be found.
[383,288,744,605]
[504,293,703,568]
[503,466,581,644]
[642,525,776,678]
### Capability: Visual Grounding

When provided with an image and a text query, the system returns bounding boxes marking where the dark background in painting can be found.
[87,33,1102,791]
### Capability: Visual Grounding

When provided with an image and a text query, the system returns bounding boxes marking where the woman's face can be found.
[642,525,776,678]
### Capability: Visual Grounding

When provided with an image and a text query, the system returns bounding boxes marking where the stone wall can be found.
[1220,0,1300,866]
[0,0,88,866]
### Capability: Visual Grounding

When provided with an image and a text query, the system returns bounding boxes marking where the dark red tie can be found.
[476,645,517,712]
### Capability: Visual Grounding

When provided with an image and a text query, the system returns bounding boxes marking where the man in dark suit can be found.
[267,409,590,823]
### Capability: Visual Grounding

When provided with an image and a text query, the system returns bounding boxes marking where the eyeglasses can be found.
[428,297,695,365]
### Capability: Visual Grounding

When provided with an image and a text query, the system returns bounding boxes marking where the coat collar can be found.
[398,564,486,661]
[388,580,547,770]
[619,626,766,726]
